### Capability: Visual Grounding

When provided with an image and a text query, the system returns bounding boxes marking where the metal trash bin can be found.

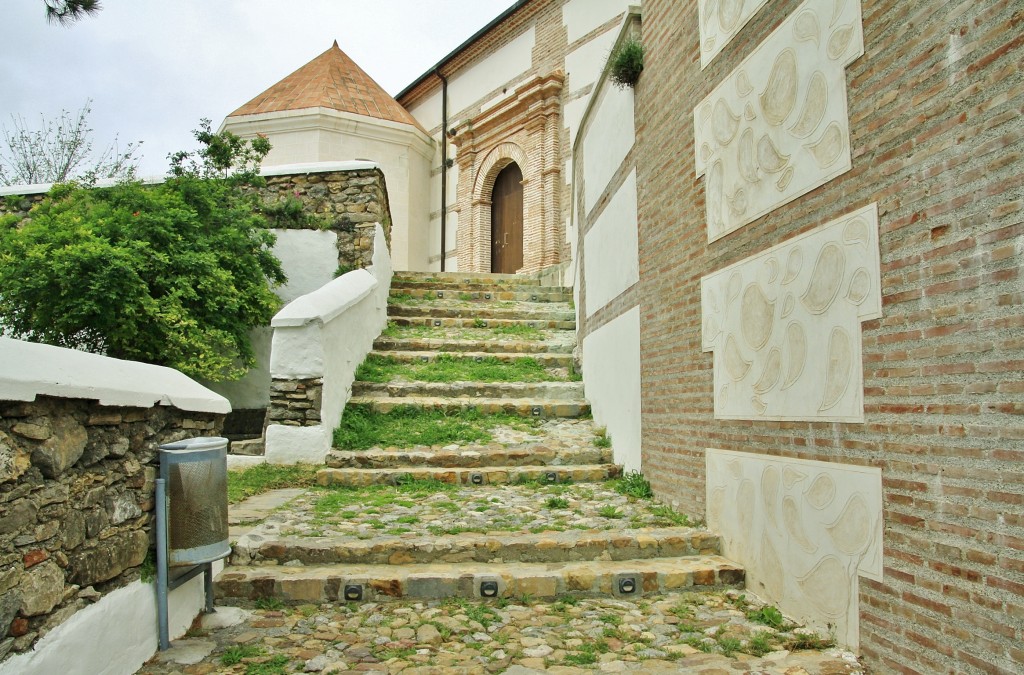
[155,436,231,650]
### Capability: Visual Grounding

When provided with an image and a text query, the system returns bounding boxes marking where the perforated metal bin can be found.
[158,436,230,566]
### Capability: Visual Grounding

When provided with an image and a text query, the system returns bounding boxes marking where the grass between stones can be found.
[355,353,562,383]
[380,320,547,342]
[227,463,319,503]
[332,404,539,450]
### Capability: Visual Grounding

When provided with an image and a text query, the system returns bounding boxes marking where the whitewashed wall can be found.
[574,11,642,471]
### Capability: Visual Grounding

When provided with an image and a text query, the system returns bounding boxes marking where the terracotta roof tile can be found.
[228,41,423,131]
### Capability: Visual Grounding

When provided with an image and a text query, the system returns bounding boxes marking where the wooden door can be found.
[490,163,524,274]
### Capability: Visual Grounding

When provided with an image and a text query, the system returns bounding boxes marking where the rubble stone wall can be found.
[0,395,222,662]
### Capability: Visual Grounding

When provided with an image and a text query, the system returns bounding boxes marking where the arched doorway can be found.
[490,162,524,274]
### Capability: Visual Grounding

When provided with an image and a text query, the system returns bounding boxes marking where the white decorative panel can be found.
[701,203,880,422]
[698,0,771,68]
[694,0,864,241]
[706,448,882,649]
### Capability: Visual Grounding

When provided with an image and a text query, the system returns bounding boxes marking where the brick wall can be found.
[635,0,1022,672]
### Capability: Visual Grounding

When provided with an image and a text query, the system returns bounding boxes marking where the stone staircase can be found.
[216,272,744,604]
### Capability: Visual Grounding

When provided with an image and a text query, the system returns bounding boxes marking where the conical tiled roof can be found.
[229,41,422,129]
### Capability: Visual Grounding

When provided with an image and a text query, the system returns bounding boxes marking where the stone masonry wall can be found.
[635,0,1022,672]
[266,378,323,428]
[0,396,223,662]
[251,168,392,273]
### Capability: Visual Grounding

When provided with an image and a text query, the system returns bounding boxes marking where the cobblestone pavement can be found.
[139,590,866,675]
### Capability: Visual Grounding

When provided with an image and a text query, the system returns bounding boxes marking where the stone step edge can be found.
[325,444,612,469]
[345,396,591,418]
[372,337,574,355]
[369,350,573,365]
[390,288,572,301]
[352,381,585,399]
[231,527,720,567]
[214,555,745,603]
[315,463,621,487]
[390,317,576,330]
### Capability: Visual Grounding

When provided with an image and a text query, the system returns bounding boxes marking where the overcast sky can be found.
[0,1,514,177]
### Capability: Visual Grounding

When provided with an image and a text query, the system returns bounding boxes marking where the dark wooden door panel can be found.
[491,163,524,273]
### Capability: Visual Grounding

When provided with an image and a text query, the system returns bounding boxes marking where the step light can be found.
[344,584,364,602]
[484,293,491,300]
[474,356,484,363]
[434,320,442,327]
[618,577,636,594]
[421,356,430,363]
[545,471,558,483]
[532,406,543,417]
[437,291,444,298]
[531,295,538,301]
[480,580,499,598]
[470,472,484,485]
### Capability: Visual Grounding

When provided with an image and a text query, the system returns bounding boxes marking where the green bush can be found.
[609,37,645,89]
[0,123,285,381]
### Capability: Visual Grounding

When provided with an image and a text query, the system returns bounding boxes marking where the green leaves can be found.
[0,171,285,380]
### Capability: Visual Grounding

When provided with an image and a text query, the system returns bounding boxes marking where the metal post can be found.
[155,477,170,651]
[204,563,216,614]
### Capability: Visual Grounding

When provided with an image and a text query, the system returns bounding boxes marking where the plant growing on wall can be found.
[609,36,645,89]
[0,123,286,381]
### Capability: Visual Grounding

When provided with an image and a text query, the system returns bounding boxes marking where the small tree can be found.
[0,99,141,186]
[0,124,285,381]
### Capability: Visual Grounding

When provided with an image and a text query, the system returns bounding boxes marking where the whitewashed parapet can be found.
[262,223,392,465]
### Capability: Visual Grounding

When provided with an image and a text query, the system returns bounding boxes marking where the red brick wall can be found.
[635,0,1023,672]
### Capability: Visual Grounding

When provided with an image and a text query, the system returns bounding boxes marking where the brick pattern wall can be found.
[635,0,1022,672]
[0,396,223,662]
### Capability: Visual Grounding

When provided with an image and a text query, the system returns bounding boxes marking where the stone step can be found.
[389,316,576,330]
[392,272,545,287]
[325,443,611,469]
[315,463,620,488]
[345,396,591,418]
[351,381,584,401]
[373,336,574,354]
[231,527,720,567]
[369,350,574,367]
[390,287,572,303]
[388,303,575,323]
[214,555,745,603]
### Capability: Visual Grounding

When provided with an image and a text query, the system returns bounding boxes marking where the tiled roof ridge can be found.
[228,41,423,131]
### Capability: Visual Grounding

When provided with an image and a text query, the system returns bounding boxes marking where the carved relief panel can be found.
[694,0,864,241]
[706,448,882,649]
[698,0,772,68]
[701,203,880,422]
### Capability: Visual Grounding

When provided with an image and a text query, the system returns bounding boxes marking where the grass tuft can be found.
[355,353,561,383]
[227,463,318,503]
[332,404,537,450]
[610,471,654,499]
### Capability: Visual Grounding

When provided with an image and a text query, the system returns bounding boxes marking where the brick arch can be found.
[470,143,529,272]
[473,142,529,202]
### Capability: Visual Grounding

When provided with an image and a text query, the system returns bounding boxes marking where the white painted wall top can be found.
[562,0,630,43]
[271,268,377,328]
[447,27,535,117]
[0,337,230,413]
[565,29,619,94]
[272,229,340,304]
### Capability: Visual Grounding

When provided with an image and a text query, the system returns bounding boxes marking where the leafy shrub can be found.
[609,37,644,89]
[0,123,285,381]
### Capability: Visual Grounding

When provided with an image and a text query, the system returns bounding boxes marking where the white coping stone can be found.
[226,455,268,471]
[263,424,332,465]
[0,161,380,196]
[0,570,215,675]
[0,337,229,414]
[271,268,377,328]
